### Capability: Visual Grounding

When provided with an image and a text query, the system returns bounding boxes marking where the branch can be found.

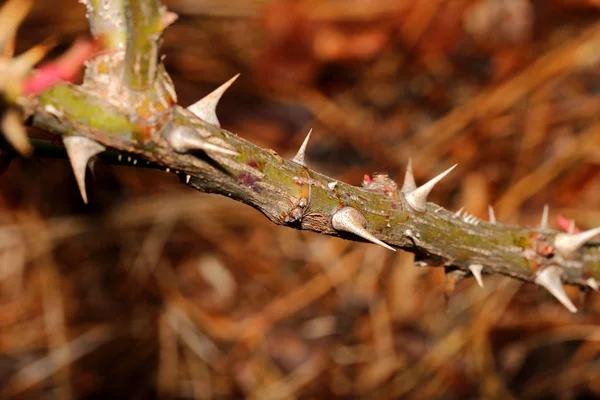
[16,0,600,313]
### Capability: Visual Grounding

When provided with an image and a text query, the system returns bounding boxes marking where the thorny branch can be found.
[9,0,600,313]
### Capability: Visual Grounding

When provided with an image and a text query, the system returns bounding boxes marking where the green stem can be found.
[123,0,162,91]
[83,0,127,51]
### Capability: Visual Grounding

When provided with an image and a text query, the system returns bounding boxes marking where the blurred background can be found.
[1,0,600,398]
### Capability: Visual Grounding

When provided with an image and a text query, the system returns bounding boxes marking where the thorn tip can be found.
[404,164,457,212]
[540,204,549,230]
[291,129,312,166]
[331,207,395,252]
[63,136,105,204]
[187,73,240,127]
[534,266,577,313]
[469,264,484,288]
[400,158,416,193]
[488,205,496,224]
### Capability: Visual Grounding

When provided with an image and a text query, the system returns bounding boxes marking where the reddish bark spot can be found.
[538,244,554,257]
[248,160,259,169]
[238,172,262,192]
[363,174,372,184]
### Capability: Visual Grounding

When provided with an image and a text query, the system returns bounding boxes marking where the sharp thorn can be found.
[165,126,238,156]
[185,174,191,184]
[534,266,577,313]
[404,164,457,212]
[400,158,417,193]
[488,205,496,224]
[331,207,395,252]
[568,220,575,234]
[11,38,56,77]
[187,74,240,127]
[0,0,33,50]
[554,227,600,258]
[291,129,312,166]
[63,136,105,204]
[1,109,32,156]
[469,264,484,288]
[540,204,549,230]
[453,207,464,218]
[586,278,599,291]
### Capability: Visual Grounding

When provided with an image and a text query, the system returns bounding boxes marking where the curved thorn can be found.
[400,158,416,193]
[187,73,240,127]
[291,129,312,166]
[63,136,105,204]
[554,227,600,258]
[534,266,577,313]
[404,164,457,212]
[488,205,496,224]
[469,264,484,288]
[453,207,464,218]
[331,207,395,252]
[540,204,549,230]
[587,278,599,291]
[165,126,238,156]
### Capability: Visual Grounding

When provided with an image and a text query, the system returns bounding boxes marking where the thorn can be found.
[291,129,312,166]
[1,109,32,156]
[165,126,238,156]
[327,181,337,190]
[557,214,581,234]
[404,164,457,212]
[187,74,240,127]
[11,37,57,80]
[400,158,416,193]
[587,278,599,291]
[464,214,479,225]
[185,174,191,184]
[63,136,105,204]
[0,0,32,50]
[331,207,395,252]
[540,204,549,230]
[453,207,464,218]
[568,220,575,234]
[161,11,178,29]
[469,264,484,288]
[554,227,600,258]
[534,266,577,313]
[488,205,496,224]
